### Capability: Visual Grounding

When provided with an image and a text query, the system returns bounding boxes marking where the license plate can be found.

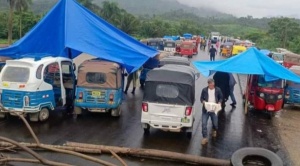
[181,117,190,123]
[92,91,101,97]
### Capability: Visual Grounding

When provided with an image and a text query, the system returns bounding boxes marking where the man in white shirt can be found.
[200,78,223,145]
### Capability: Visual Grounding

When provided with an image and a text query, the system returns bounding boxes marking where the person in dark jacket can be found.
[200,78,223,145]
[213,71,230,108]
[124,71,138,94]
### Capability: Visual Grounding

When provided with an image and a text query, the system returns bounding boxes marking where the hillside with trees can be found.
[1,0,300,53]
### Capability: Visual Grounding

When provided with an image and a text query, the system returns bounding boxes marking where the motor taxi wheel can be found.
[143,124,150,134]
[186,132,192,139]
[111,106,121,117]
[231,147,283,166]
[39,108,49,122]
[0,112,7,119]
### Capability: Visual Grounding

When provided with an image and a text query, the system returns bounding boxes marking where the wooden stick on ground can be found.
[109,149,128,166]
[0,136,72,166]
[66,142,231,166]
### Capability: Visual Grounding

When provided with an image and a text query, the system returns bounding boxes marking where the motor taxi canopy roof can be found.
[0,0,158,73]
[192,47,300,83]
[159,56,190,67]
[77,59,121,88]
[146,64,196,85]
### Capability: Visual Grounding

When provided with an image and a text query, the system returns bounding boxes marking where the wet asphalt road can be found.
[0,48,292,166]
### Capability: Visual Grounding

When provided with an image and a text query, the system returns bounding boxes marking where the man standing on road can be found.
[209,45,217,61]
[200,79,223,145]
[229,73,237,107]
[213,72,230,109]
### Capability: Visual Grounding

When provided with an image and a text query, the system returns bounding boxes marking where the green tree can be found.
[268,17,300,48]
[116,12,139,35]
[100,1,121,25]
[15,0,32,38]
[7,0,16,44]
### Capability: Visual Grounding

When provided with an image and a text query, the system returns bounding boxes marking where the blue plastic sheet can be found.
[192,47,300,83]
[0,0,158,73]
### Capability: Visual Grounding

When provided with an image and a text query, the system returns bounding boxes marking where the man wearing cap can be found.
[200,78,223,145]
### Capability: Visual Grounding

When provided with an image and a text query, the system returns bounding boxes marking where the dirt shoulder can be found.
[274,107,300,166]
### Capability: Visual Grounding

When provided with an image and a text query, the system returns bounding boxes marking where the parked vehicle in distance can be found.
[74,59,124,117]
[245,75,284,117]
[0,56,76,121]
[180,41,194,58]
[220,42,234,57]
[284,65,300,106]
[271,52,284,65]
[141,65,199,138]
[232,45,247,56]
[283,53,300,68]
[148,38,164,51]
[191,40,198,55]
[159,56,190,67]
[175,41,182,55]
[164,41,176,53]
[0,56,12,72]
[210,32,220,44]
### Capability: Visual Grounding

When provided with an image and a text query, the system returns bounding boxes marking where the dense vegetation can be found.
[1,0,300,53]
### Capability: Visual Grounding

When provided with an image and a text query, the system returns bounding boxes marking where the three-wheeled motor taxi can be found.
[231,45,247,56]
[159,56,190,67]
[271,52,284,65]
[175,41,182,55]
[74,59,123,117]
[148,38,164,51]
[220,42,233,57]
[180,41,194,58]
[191,40,198,55]
[164,41,176,53]
[0,56,76,121]
[284,66,300,106]
[141,65,199,138]
[245,75,284,117]
[283,53,300,68]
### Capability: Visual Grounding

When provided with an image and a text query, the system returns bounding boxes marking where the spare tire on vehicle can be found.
[231,147,283,166]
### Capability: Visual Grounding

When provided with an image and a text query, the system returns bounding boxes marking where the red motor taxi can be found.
[180,41,194,58]
[245,75,284,116]
[191,40,198,55]
[283,53,300,68]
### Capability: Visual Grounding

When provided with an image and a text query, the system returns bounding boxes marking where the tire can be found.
[39,108,49,122]
[186,132,192,139]
[143,124,150,134]
[111,106,121,117]
[231,147,283,166]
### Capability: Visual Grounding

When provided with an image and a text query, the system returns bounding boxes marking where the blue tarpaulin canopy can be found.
[192,47,300,83]
[0,0,158,73]
[260,49,271,56]
[183,33,192,39]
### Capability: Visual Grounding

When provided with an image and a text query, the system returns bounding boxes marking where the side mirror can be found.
[73,63,76,71]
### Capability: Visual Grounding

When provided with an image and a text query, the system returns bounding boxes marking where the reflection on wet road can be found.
[0,49,292,165]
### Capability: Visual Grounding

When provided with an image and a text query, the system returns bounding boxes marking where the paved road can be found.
[0,48,292,165]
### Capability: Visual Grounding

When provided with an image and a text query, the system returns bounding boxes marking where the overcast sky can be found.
[177,0,300,18]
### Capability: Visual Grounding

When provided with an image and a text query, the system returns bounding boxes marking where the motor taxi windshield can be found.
[257,76,283,88]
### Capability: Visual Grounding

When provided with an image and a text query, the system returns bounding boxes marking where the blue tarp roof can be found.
[192,47,300,83]
[0,0,158,73]
[260,49,271,56]
[183,33,192,39]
